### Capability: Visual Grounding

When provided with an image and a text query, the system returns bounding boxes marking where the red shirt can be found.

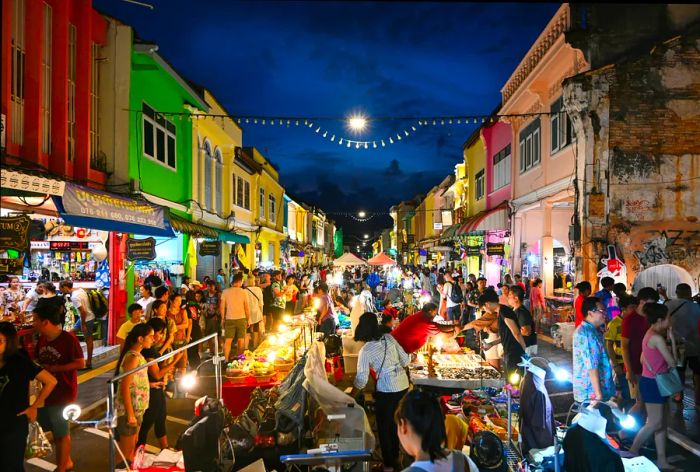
[383,307,399,319]
[575,295,585,327]
[36,330,83,406]
[621,311,650,375]
[390,311,441,353]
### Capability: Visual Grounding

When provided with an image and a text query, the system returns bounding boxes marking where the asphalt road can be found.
[25,340,700,471]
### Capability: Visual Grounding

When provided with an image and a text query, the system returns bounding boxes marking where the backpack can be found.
[449,282,464,304]
[87,289,109,319]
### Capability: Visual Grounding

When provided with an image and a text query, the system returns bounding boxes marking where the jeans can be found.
[374,389,408,470]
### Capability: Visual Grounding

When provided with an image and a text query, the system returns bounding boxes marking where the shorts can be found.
[446,305,461,322]
[74,318,95,335]
[271,306,285,322]
[204,316,221,337]
[484,342,504,360]
[639,375,668,404]
[247,321,262,333]
[38,405,70,439]
[224,318,247,341]
[116,413,144,437]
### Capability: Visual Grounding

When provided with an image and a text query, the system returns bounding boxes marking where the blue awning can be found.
[217,229,250,244]
[52,183,176,238]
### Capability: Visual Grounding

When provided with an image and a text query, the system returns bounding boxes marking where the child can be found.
[114,323,153,467]
[34,298,85,472]
[383,299,399,319]
[117,303,145,347]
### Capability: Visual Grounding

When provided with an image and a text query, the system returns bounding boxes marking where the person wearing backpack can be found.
[59,280,94,369]
[87,288,109,344]
[442,273,463,325]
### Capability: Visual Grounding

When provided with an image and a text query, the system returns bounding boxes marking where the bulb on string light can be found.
[364,142,368,149]
[262,119,266,124]
[279,119,283,125]
[308,122,314,128]
[381,140,386,147]
[237,118,242,124]
[287,120,290,126]
[441,119,445,125]
[432,120,437,125]
[331,135,335,141]
[270,120,275,125]
[304,120,308,125]
[373,142,377,148]
[245,118,250,123]
[481,118,486,123]
[397,134,402,140]
[347,141,351,148]
[456,119,461,124]
[473,118,477,124]
[322,131,328,137]
[315,127,321,133]
[449,119,453,124]
[295,120,299,126]
[404,130,409,136]
[355,142,360,149]
[254,119,258,124]
[339,138,343,144]
[389,137,394,144]
[411,126,416,131]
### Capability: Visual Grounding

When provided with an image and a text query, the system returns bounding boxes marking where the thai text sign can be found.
[486,243,505,256]
[199,241,221,256]
[126,237,157,261]
[0,215,31,251]
[467,245,481,256]
[61,183,167,229]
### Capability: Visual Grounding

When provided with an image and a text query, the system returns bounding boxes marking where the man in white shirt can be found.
[220,272,250,361]
[442,273,462,324]
[22,283,45,313]
[244,274,264,349]
[59,280,93,369]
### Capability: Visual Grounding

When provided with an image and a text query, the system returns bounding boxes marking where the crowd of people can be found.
[1,261,699,471]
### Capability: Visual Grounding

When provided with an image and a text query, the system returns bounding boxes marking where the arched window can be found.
[203,140,213,211]
[214,148,223,215]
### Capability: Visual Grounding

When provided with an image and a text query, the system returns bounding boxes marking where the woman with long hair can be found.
[395,390,479,472]
[137,317,184,450]
[150,300,175,355]
[168,294,190,377]
[114,323,154,467]
[0,321,57,471]
[629,304,681,472]
[351,312,409,472]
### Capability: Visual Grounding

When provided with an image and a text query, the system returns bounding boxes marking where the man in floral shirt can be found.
[573,296,615,404]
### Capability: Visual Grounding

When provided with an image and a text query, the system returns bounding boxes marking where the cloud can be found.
[384,159,403,176]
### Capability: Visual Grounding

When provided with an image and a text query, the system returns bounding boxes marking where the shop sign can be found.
[467,245,481,257]
[199,241,221,256]
[0,257,23,275]
[1,169,65,196]
[486,243,505,256]
[0,215,31,252]
[61,182,167,230]
[50,241,90,250]
[433,222,443,230]
[126,237,157,262]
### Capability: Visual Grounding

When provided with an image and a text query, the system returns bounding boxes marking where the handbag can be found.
[643,353,683,397]
[25,421,53,459]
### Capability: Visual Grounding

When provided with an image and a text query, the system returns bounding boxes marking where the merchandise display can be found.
[410,345,505,389]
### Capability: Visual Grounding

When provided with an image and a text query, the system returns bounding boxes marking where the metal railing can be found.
[106,332,222,472]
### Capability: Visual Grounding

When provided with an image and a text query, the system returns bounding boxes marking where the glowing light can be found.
[621,415,636,430]
[62,404,82,421]
[552,364,570,382]
[283,314,292,323]
[278,324,288,333]
[348,114,368,133]
[363,234,369,239]
[509,372,521,385]
[267,351,277,363]
[180,372,197,390]
[434,338,443,352]
[313,298,321,310]
[268,334,278,345]
[358,211,366,218]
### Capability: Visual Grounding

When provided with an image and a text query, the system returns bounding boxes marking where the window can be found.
[234,176,251,210]
[90,42,103,170]
[269,194,276,223]
[259,188,266,220]
[203,141,213,210]
[215,149,223,214]
[11,0,26,146]
[68,24,76,161]
[519,119,541,173]
[142,103,177,169]
[492,144,511,190]
[475,170,485,200]
[41,3,51,154]
[550,96,573,154]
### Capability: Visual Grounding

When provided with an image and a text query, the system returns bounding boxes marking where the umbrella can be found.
[332,252,368,267]
[367,252,396,266]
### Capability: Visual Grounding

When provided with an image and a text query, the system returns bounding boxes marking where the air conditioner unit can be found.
[521,243,528,251]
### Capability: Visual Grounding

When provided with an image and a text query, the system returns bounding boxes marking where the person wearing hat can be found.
[395,389,479,472]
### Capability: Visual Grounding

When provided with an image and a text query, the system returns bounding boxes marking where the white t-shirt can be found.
[72,288,95,322]
[245,286,264,325]
[408,451,479,472]
[444,282,459,308]
[24,288,40,312]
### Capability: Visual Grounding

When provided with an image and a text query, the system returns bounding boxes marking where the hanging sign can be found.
[467,245,481,257]
[199,241,221,256]
[0,257,24,275]
[0,215,31,252]
[126,237,157,261]
[59,182,169,232]
[486,243,505,256]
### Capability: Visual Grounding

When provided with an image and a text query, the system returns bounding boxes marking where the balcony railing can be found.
[501,4,571,105]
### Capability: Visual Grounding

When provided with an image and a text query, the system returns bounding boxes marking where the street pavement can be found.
[25,339,700,471]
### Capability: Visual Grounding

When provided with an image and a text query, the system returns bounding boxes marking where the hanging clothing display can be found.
[519,369,555,454]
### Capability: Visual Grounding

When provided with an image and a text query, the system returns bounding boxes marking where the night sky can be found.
[94,0,559,239]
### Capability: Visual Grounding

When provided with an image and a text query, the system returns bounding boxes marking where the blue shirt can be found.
[572,321,615,403]
[595,288,618,320]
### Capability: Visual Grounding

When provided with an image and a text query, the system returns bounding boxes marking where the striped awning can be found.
[168,213,218,238]
[440,224,459,241]
[456,202,509,236]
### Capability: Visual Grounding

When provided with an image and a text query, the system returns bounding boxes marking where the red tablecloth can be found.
[221,376,281,416]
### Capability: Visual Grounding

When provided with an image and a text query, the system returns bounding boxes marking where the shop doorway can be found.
[632,264,696,298]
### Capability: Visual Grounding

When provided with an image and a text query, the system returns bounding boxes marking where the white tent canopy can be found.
[332,252,368,267]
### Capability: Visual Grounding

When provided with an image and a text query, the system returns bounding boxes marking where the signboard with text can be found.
[467,245,481,257]
[0,215,31,252]
[486,243,505,256]
[126,237,157,261]
[199,241,221,257]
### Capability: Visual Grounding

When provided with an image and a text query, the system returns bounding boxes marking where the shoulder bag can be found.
[642,346,683,397]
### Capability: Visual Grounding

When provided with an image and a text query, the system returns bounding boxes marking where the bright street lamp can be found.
[363,234,369,239]
[358,211,366,218]
[348,114,368,133]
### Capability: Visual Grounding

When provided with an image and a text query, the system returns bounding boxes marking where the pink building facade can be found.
[482,120,512,210]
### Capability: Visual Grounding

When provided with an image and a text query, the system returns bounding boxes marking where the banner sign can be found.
[199,241,221,256]
[61,183,168,230]
[126,237,157,261]
[486,243,505,256]
[0,257,24,275]
[467,245,481,257]
[0,215,31,252]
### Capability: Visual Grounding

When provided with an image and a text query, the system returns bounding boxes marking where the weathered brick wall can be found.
[606,33,700,281]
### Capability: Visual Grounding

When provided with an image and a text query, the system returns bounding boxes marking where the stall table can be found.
[222,376,283,417]
[409,352,505,390]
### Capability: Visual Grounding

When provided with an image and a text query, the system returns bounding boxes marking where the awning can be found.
[168,213,218,238]
[52,183,175,237]
[217,229,250,244]
[367,252,396,266]
[440,224,459,241]
[456,203,509,237]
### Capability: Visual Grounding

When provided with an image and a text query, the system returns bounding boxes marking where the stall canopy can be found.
[367,252,396,266]
[332,252,367,267]
[52,182,176,237]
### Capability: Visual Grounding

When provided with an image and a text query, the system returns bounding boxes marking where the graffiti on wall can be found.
[634,229,700,269]
[622,199,655,221]
[598,244,628,286]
